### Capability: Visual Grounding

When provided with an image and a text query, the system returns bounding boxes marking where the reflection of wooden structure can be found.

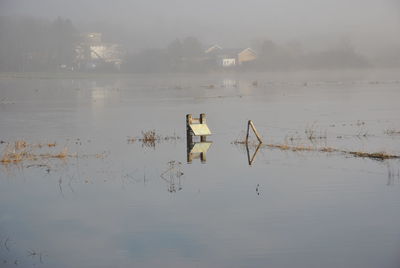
[160,161,183,193]
[246,143,262,166]
[187,141,212,163]
[186,113,212,163]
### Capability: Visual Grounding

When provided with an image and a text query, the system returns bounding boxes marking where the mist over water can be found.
[1,0,400,70]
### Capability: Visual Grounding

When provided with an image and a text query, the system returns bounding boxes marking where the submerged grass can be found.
[385,129,400,136]
[232,139,399,161]
[346,151,399,160]
[0,140,73,165]
[305,123,327,141]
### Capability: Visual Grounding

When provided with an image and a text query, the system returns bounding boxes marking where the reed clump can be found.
[138,130,158,147]
[128,130,181,148]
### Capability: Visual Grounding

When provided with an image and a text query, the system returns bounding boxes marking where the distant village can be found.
[73,33,258,72]
[51,31,371,73]
[0,16,384,73]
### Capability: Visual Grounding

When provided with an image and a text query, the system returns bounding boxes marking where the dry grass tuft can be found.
[50,147,69,159]
[15,140,28,150]
[141,130,157,142]
[320,147,337,153]
[127,137,136,144]
[347,151,399,160]
[385,129,400,136]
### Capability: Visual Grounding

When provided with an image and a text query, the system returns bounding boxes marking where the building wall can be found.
[83,33,102,44]
[222,58,236,67]
[90,45,107,60]
[75,33,124,70]
[238,49,257,64]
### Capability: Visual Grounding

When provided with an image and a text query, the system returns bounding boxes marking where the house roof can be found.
[239,48,257,56]
[205,45,222,54]
[219,48,243,56]
[190,124,211,136]
[205,46,257,58]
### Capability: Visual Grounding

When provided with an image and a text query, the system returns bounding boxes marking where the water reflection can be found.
[221,79,237,88]
[186,141,212,164]
[1,73,400,268]
[86,80,121,110]
[246,143,262,166]
[386,164,400,186]
[160,161,184,193]
[0,234,45,267]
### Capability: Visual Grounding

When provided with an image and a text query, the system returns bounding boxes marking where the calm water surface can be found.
[0,70,400,268]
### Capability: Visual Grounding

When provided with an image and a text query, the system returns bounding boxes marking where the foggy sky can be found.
[1,0,399,53]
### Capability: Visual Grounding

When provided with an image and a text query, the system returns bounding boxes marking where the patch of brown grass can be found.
[347,151,399,160]
[48,147,69,159]
[139,130,158,147]
[267,144,315,152]
[231,140,247,145]
[1,141,32,164]
[15,140,28,150]
[385,129,400,136]
[0,141,73,165]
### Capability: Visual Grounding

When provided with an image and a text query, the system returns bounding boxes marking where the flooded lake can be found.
[1,70,400,268]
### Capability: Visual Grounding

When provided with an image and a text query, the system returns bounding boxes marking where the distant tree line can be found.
[123,38,370,73]
[250,39,370,71]
[0,16,78,72]
[123,37,208,73]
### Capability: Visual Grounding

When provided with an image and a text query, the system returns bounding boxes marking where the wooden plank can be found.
[186,114,193,145]
[189,124,211,136]
[249,120,263,143]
